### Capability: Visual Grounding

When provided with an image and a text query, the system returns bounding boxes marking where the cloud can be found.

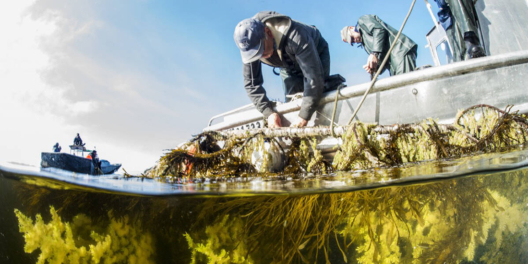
[0,1,169,173]
[0,1,76,165]
[0,0,248,174]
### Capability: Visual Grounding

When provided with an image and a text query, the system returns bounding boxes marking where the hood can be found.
[253,11,292,50]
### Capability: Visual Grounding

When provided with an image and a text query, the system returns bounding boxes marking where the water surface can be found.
[1,148,528,263]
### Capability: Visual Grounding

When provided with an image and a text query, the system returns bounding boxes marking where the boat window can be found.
[436,41,453,65]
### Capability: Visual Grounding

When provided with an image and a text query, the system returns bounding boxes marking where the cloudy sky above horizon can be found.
[0,0,436,174]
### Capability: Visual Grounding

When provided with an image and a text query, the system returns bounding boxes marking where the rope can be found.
[347,0,417,125]
[330,85,342,138]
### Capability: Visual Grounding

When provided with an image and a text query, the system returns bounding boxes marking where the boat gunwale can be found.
[205,50,528,131]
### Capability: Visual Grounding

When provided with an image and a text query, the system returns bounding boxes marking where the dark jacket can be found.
[357,15,417,76]
[243,11,327,120]
[74,135,83,146]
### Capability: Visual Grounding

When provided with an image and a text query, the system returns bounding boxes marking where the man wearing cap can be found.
[341,15,417,76]
[234,11,330,128]
[434,0,485,61]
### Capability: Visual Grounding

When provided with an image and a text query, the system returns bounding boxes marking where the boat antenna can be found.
[347,0,417,125]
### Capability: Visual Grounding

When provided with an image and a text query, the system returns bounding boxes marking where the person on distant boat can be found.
[53,142,61,153]
[90,150,101,174]
[234,11,331,128]
[90,150,98,161]
[434,0,486,60]
[341,15,418,76]
[73,133,85,146]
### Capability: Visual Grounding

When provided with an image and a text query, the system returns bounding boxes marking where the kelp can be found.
[148,131,330,179]
[334,105,528,170]
[10,179,208,263]
[147,104,528,179]
[184,215,252,264]
[183,171,528,264]
[14,206,155,264]
[9,164,528,263]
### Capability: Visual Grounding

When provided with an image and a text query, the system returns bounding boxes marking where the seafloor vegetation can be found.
[147,105,528,179]
[7,166,528,263]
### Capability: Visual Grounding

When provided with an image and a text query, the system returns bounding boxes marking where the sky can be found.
[0,0,440,174]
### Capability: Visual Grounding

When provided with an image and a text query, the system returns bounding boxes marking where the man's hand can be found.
[267,113,282,128]
[290,117,308,128]
[363,53,379,74]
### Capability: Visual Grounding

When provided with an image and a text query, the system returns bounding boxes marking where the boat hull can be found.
[205,50,528,131]
[41,152,121,175]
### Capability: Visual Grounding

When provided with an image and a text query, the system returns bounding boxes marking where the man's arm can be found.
[371,28,388,54]
[359,15,387,73]
[243,60,276,118]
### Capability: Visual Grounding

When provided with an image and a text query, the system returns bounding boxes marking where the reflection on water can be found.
[1,165,528,263]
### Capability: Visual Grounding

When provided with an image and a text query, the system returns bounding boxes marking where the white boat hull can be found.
[205,50,528,132]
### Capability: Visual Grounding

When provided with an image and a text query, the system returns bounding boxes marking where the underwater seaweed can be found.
[184,215,253,264]
[183,173,528,264]
[15,206,155,264]
[9,167,528,263]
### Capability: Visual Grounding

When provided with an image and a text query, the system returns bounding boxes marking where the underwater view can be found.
[2,147,528,264]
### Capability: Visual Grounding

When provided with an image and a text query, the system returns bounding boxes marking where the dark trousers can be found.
[445,0,480,61]
[280,36,330,102]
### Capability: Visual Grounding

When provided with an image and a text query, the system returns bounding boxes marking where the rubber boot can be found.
[464,32,486,59]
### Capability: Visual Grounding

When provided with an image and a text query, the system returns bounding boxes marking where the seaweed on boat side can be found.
[333,105,528,171]
[148,131,331,180]
[147,104,528,179]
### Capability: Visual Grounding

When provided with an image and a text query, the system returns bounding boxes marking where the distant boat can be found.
[41,145,121,175]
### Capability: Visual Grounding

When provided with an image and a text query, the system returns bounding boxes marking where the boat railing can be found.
[69,145,90,157]
[207,101,286,127]
[204,50,528,132]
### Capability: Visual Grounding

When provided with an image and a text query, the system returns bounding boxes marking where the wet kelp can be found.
[330,104,526,170]
[149,105,528,178]
[184,171,528,264]
[149,131,331,179]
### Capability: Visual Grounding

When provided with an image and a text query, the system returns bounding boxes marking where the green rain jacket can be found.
[356,15,417,75]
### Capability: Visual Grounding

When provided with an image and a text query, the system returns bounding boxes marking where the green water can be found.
[1,161,528,263]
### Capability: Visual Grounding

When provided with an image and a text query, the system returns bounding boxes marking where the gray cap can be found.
[234,18,265,64]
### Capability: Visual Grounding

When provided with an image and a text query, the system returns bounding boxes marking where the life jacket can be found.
[184,145,197,175]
